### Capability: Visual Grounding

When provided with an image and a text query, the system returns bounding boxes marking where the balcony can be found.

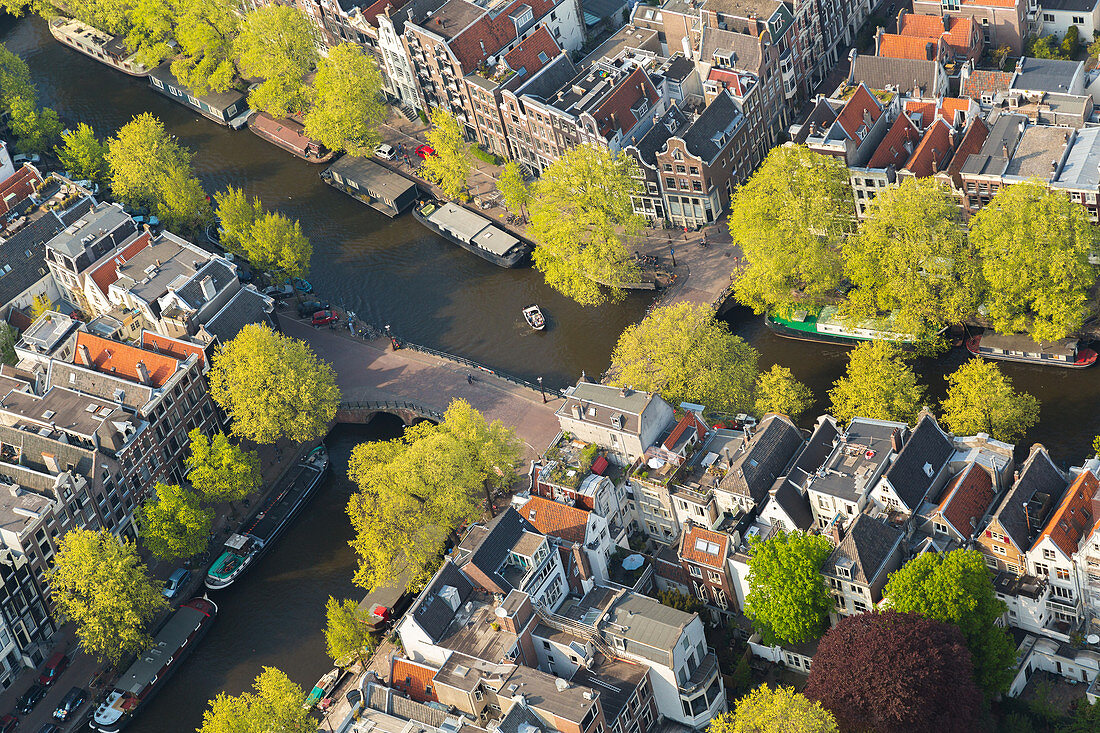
[679,650,719,696]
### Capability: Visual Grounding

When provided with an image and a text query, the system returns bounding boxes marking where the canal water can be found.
[5,11,1100,728]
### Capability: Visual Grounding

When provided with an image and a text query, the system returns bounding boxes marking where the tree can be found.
[941,359,1040,443]
[126,0,177,69]
[1066,700,1100,733]
[845,177,980,341]
[106,113,207,219]
[828,341,927,425]
[47,528,167,665]
[970,180,1097,341]
[419,107,471,201]
[209,324,339,445]
[804,611,981,733]
[883,549,1016,696]
[1063,24,1080,56]
[156,164,213,231]
[656,589,706,617]
[347,399,521,591]
[246,211,312,278]
[609,302,759,414]
[185,429,262,504]
[528,144,645,306]
[67,0,132,35]
[1089,32,1100,61]
[744,530,833,645]
[304,42,386,156]
[755,365,813,420]
[29,293,52,321]
[0,43,35,115]
[199,667,314,733]
[324,597,377,667]
[729,145,853,315]
[213,186,261,253]
[235,5,318,118]
[992,44,1012,69]
[56,123,108,183]
[136,482,214,561]
[709,686,838,733]
[0,323,16,366]
[8,95,62,155]
[497,160,529,219]
[172,0,241,95]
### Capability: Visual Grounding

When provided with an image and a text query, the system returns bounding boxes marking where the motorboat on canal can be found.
[413,200,531,268]
[89,597,217,732]
[966,332,1098,368]
[205,446,329,590]
[523,304,545,330]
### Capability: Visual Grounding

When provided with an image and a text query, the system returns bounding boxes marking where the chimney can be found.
[200,275,216,301]
[383,2,391,15]
[136,361,149,385]
[891,428,905,453]
[931,152,938,174]
[1002,143,1009,158]
[78,343,91,365]
[829,520,844,546]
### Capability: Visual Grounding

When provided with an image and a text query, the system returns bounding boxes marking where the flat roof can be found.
[116,603,210,694]
[46,202,131,258]
[326,157,419,203]
[806,418,905,501]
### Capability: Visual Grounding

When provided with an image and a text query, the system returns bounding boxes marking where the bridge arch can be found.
[335,400,443,427]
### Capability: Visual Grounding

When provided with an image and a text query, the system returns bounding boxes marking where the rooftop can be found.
[1053,127,1100,190]
[601,590,692,664]
[1003,125,1071,180]
[805,418,905,502]
[73,331,181,388]
[821,513,904,585]
[45,201,132,259]
[1011,57,1082,94]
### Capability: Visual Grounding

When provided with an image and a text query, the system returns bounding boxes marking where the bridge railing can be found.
[395,339,565,397]
[338,399,445,421]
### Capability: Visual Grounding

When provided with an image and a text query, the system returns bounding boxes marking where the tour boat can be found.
[89,597,217,732]
[523,304,545,330]
[765,306,923,346]
[49,17,149,77]
[413,200,531,268]
[205,446,329,590]
[966,332,1097,368]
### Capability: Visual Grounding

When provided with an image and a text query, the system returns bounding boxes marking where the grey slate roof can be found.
[1038,0,1096,9]
[464,507,539,592]
[699,27,762,71]
[680,91,743,164]
[882,414,952,511]
[849,55,940,95]
[495,702,549,733]
[770,479,814,530]
[200,286,273,344]
[408,561,475,643]
[601,591,691,664]
[663,54,696,83]
[792,98,841,144]
[512,53,578,98]
[960,113,1026,176]
[783,417,840,491]
[0,211,66,308]
[175,259,237,309]
[992,446,1068,551]
[720,414,803,504]
[821,513,903,585]
[631,105,690,163]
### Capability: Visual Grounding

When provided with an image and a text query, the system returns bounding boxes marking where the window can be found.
[1034,562,1049,576]
[933,521,949,535]
[708,570,721,583]
[1043,548,1056,561]
[1073,15,1085,23]
[688,565,702,578]
[992,544,1006,556]
[1043,12,1054,21]
[853,599,868,613]
[1057,567,1071,581]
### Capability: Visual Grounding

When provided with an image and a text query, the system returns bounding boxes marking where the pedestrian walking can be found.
[467,374,473,385]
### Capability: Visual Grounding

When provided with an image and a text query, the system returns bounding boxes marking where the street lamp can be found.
[537,376,546,403]
[670,244,676,267]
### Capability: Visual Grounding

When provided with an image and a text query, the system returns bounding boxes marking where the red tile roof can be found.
[868,114,923,169]
[662,411,708,451]
[961,0,1017,8]
[358,0,412,28]
[88,232,153,297]
[595,67,659,138]
[1040,470,1098,558]
[935,463,995,536]
[0,165,42,216]
[707,68,750,96]
[503,25,560,77]
[680,524,728,569]
[141,331,206,368]
[904,118,954,177]
[835,84,882,141]
[250,113,312,156]
[943,17,978,55]
[961,69,1013,100]
[939,97,971,124]
[946,118,989,176]
[74,331,179,387]
[879,34,939,61]
[391,657,439,703]
[522,495,589,544]
[903,100,935,128]
[898,13,948,39]
[448,0,557,72]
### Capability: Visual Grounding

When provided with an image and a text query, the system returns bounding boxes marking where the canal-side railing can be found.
[338,399,444,421]
[394,339,566,397]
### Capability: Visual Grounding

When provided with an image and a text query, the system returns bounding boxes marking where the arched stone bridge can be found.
[336,399,443,426]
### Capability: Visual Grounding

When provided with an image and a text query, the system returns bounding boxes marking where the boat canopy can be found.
[224,533,250,551]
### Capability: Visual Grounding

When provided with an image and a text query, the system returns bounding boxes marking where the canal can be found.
[5,11,1100,729]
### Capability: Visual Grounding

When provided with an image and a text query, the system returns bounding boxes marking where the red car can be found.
[415,144,435,159]
[312,310,338,327]
[0,713,17,732]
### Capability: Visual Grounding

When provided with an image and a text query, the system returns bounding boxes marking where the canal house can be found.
[148,63,247,126]
[322,157,419,217]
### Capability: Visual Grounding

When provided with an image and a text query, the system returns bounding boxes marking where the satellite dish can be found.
[622,554,644,571]
[495,606,508,618]
[1088,634,1099,645]
[647,456,666,469]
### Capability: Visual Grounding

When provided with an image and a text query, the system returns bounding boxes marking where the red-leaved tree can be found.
[804,610,981,733]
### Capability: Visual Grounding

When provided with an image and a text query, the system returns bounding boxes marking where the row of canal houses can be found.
[519,379,1100,701]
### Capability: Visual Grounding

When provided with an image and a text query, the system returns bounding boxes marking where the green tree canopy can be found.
[303,42,386,156]
[324,597,377,667]
[828,341,927,425]
[845,177,979,341]
[47,528,167,665]
[199,667,314,733]
[209,323,340,445]
[67,0,133,34]
[0,323,15,366]
[883,549,1016,696]
[185,429,262,504]
[126,0,176,68]
[246,211,312,278]
[970,179,1097,341]
[235,5,318,118]
[213,186,261,253]
[941,359,1039,442]
[420,107,471,200]
[745,530,833,645]
[730,145,853,315]
[29,293,52,321]
[497,160,529,218]
[0,43,36,114]
[157,164,213,231]
[528,144,645,306]
[709,686,838,733]
[755,364,813,420]
[137,482,214,561]
[171,0,241,95]
[56,123,108,183]
[9,95,62,155]
[609,302,759,414]
[347,399,521,591]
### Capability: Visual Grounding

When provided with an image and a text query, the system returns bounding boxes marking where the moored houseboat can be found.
[412,200,530,268]
[765,306,921,346]
[966,332,1098,368]
[322,156,419,218]
[148,63,249,127]
[248,112,336,163]
[49,17,149,77]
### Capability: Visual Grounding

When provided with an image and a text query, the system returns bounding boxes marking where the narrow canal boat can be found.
[966,332,1098,368]
[205,446,329,590]
[413,200,531,268]
[523,304,545,330]
[765,306,923,346]
[48,17,149,77]
[89,597,217,732]
[248,112,336,163]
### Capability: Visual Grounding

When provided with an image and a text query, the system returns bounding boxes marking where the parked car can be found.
[297,300,330,318]
[37,725,61,733]
[292,277,312,293]
[0,714,17,732]
[38,651,68,686]
[53,687,86,722]
[17,683,46,713]
[311,310,338,327]
[162,568,191,599]
[12,153,40,165]
[262,283,294,300]
[375,143,395,160]
[415,144,435,159]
